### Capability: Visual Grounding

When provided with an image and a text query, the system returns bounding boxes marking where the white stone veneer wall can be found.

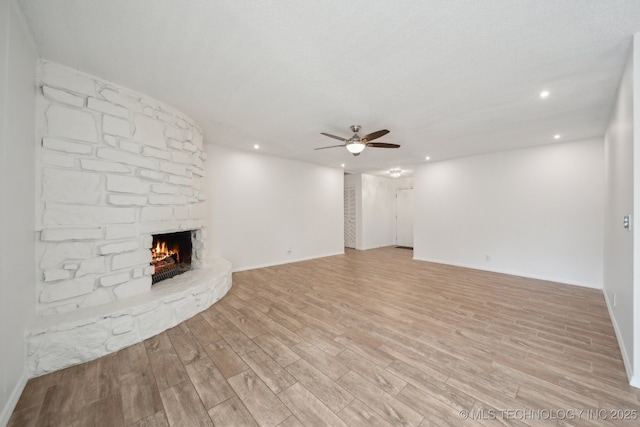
[26,60,232,376]
[28,258,232,376]
[35,60,207,315]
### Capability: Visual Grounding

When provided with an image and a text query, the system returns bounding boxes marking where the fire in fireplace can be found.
[151,231,193,284]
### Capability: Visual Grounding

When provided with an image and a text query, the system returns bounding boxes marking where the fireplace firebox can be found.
[151,231,193,284]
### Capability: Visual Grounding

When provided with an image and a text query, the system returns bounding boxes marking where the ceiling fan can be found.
[316,125,400,156]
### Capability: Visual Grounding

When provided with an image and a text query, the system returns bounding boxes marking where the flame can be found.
[151,240,179,264]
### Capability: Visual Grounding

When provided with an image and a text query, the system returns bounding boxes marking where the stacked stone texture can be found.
[26,60,232,376]
[28,258,232,375]
[36,60,207,315]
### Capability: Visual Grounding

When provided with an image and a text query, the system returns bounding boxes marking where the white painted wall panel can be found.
[396,189,414,247]
[361,174,395,250]
[206,145,344,271]
[633,32,640,390]
[414,139,604,288]
[0,0,37,423]
[604,38,639,387]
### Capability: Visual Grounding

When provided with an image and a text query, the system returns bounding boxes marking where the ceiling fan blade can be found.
[315,144,346,150]
[366,142,400,148]
[320,132,347,142]
[360,129,389,142]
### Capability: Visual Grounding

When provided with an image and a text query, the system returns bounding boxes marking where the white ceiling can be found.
[16,0,640,176]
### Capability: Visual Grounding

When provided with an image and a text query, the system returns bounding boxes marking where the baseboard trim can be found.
[1,370,28,427]
[412,256,602,289]
[630,374,640,389]
[232,251,345,272]
[603,290,636,387]
[356,244,394,251]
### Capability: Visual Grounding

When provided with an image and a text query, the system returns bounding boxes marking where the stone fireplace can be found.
[151,230,194,283]
[27,60,232,376]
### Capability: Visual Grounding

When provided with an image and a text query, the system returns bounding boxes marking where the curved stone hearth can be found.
[26,258,232,376]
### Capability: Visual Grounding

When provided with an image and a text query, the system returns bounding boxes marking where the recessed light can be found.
[540,90,550,99]
[425,156,430,160]
[253,144,260,149]
[554,134,561,140]
[341,163,345,168]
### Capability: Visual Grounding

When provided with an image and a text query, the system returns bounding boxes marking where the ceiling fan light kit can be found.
[346,141,366,154]
[317,125,400,156]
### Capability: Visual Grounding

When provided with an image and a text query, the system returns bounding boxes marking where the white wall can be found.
[634,34,640,390]
[604,44,635,384]
[361,174,395,250]
[205,145,344,271]
[390,176,413,191]
[390,176,413,245]
[414,139,604,288]
[0,0,37,423]
[634,33,640,391]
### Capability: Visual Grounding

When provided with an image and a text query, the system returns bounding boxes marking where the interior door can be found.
[396,189,413,248]
[344,187,356,248]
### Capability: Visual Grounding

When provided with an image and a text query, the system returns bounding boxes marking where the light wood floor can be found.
[9,247,640,426]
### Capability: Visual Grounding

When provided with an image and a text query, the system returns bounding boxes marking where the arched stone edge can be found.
[26,258,232,377]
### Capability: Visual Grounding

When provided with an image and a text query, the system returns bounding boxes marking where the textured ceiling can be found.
[16,0,640,175]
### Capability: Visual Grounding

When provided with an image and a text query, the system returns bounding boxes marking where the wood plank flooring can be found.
[9,247,640,426]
